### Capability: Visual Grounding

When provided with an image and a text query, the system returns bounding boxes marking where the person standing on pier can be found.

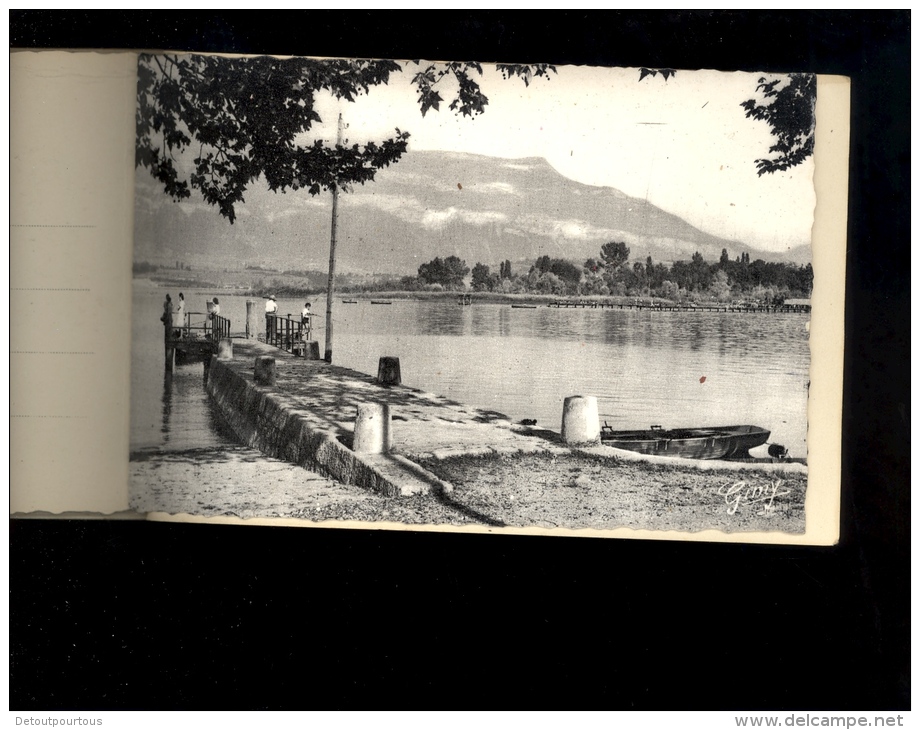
[206,297,221,340]
[175,292,185,338]
[265,295,278,342]
[301,302,313,341]
[160,293,173,330]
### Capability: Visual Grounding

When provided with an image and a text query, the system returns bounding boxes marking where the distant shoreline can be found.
[135,276,809,310]
[133,277,678,308]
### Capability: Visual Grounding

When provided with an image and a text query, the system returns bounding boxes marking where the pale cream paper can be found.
[10,51,136,514]
[9,52,847,544]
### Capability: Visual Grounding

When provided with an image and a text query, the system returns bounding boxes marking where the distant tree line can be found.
[382,255,472,292]
[133,261,194,275]
[398,243,812,303]
[133,261,159,275]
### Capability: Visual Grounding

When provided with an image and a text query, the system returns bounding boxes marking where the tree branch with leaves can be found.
[136,54,555,222]
[740,73,816,176]
[637,67,816,176]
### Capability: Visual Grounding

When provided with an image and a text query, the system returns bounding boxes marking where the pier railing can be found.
[211,313,231,340]
[163,311,231,372]
[176,311,231,341]
[265,313,311,355]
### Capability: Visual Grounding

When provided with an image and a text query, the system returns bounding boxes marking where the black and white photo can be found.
[129,53,820,537]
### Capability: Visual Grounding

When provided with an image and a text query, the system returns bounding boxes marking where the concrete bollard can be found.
[560,395,600,444]
[377,356,401,386]
[353,403,391,454]
[245,300,257,339]
[217,338,233,360]
[254,356,276,386]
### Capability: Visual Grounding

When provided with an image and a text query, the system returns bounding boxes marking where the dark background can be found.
[10,11,910,709]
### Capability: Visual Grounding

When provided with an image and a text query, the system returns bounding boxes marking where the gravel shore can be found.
[417,452,806,533]
[130,448,805,534]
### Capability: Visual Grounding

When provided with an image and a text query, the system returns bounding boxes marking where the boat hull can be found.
[600,425,770,460]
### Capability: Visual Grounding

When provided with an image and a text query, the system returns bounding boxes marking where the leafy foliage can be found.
[636,66,815,176]
[410,61,555,118]
[470,262,492,291]
[531,255,582,290]
[497,63,557,87]
[403,249,811,301]
[412,61,484,117]
[417,255,470,290]
[136,55,411,223]
[740,73,817,176]
[137,54,555,223]
[600,241,631,270]
[639,68,677,82]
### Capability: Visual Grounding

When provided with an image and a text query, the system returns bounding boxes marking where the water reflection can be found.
[160,371,172,441]
[413,301,471,336]
[599,312,632,347]
[687,319,705,351]
[132,287,811,457]
[496,307,511,337]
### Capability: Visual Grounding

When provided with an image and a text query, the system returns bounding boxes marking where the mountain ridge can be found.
[133,150,812,274]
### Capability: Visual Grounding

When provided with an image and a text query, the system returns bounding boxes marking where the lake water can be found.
[131,282,811,458]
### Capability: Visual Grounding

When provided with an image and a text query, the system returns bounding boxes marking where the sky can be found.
[305,61,816,254]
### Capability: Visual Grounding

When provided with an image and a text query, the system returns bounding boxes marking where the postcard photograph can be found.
[128,54,818,536]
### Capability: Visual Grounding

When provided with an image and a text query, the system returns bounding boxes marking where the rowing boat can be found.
[600,424,770,460]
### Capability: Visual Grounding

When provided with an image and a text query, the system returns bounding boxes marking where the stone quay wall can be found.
[206,356,416,497]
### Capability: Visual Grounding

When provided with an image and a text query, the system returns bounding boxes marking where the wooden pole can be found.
[245,299,256,339]
[324,112,345,363]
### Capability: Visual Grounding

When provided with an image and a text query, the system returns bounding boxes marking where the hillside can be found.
[133,150,811,275]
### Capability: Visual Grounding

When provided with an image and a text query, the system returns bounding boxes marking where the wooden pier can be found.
[546,300,811,314]
[264,312,319,359]
[164,309,231,372]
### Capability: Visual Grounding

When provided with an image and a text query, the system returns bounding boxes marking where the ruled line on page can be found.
[12,415,89,419]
